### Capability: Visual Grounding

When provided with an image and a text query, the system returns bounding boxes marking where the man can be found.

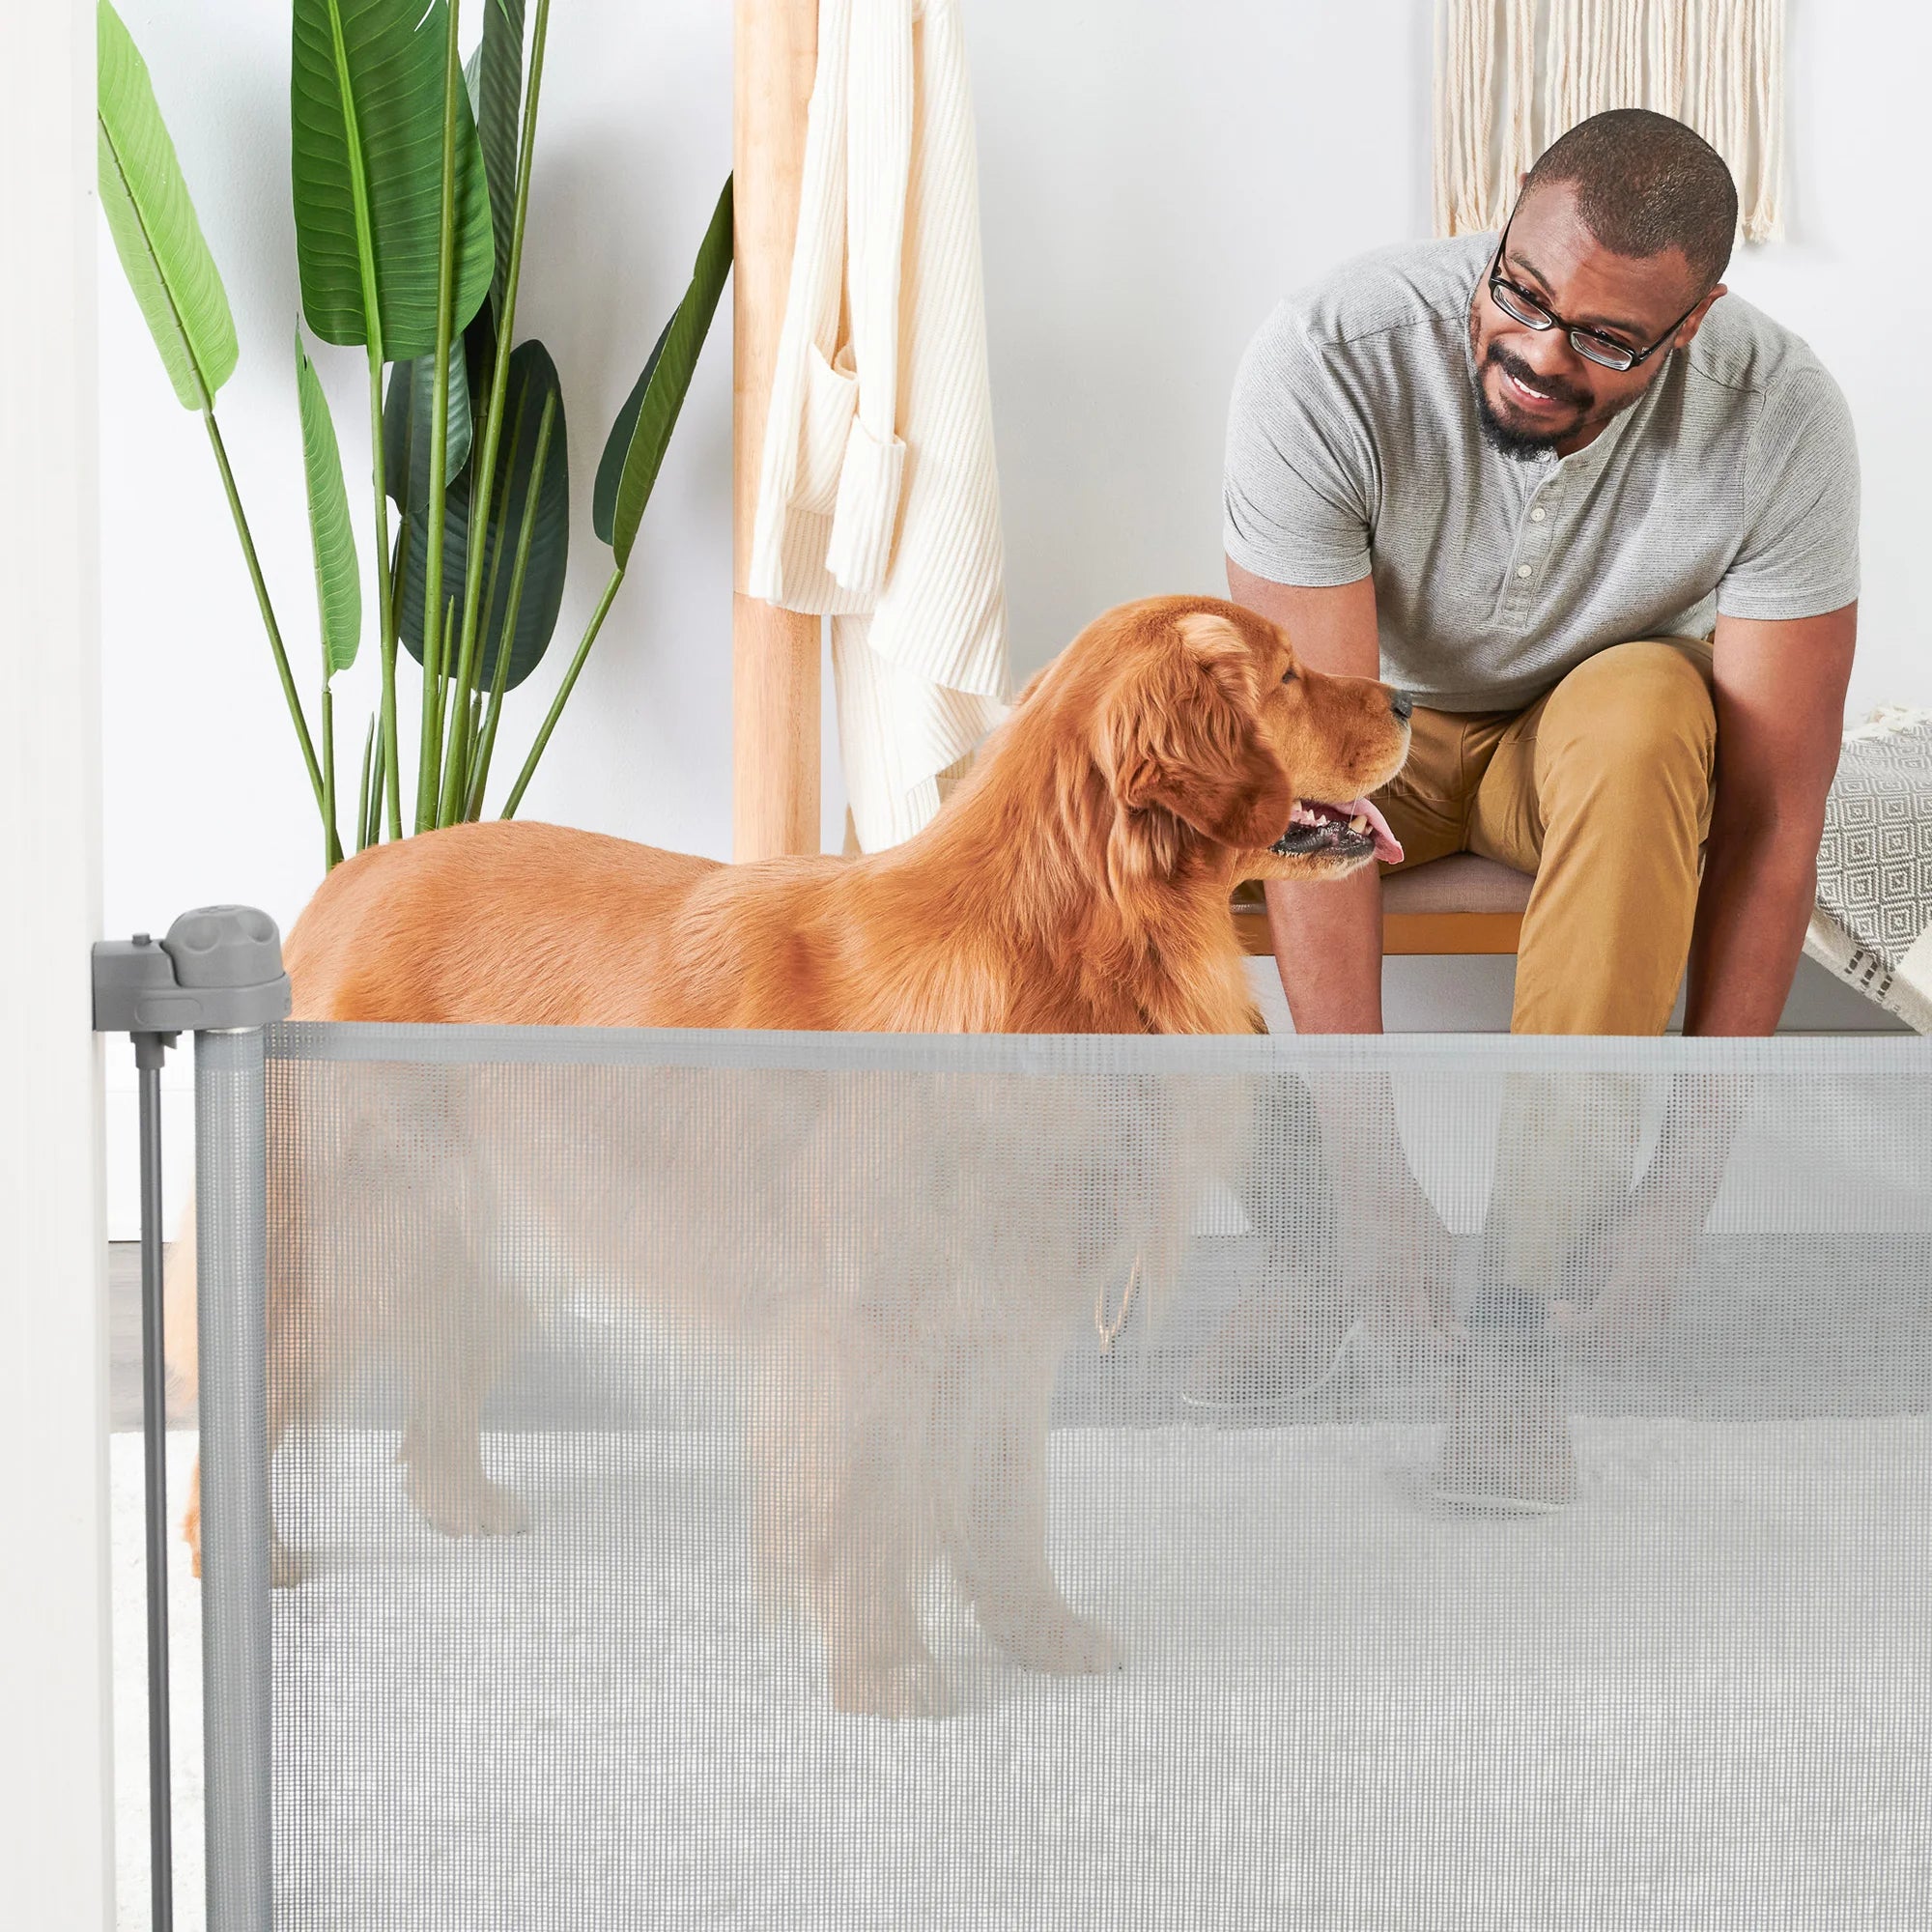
[1195,111,1860,1504]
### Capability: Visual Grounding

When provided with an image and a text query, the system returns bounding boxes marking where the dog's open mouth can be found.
[1270,795,1405,865]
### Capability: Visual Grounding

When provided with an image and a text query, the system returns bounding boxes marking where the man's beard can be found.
[1467,313,1611,461]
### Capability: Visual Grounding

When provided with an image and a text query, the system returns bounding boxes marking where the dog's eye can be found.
[1280,668,1296,684]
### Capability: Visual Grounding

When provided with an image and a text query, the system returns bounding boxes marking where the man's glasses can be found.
[1487,207,1704,373]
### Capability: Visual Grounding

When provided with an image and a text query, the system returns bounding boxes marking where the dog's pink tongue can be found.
[1345,795,1404,866]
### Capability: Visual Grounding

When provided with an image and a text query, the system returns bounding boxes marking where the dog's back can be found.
[288,821,749,1027]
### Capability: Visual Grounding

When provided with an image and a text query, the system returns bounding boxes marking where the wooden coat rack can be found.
[732,0,820,862]
[727,1,1526,957]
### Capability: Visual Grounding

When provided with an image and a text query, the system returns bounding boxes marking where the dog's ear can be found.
[1104,611,1295,849]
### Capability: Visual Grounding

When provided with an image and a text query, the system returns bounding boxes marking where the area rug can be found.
[113,1411,1929,1930]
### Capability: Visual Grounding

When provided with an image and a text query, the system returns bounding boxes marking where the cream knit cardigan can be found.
[748,0,1009,852]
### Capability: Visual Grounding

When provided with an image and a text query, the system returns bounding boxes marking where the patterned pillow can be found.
[1804,707,1932,1032]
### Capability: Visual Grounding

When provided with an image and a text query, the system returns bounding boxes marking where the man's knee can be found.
[1537,640,1717,818]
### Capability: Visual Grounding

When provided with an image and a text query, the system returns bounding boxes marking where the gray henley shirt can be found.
[1223,233,1861,712]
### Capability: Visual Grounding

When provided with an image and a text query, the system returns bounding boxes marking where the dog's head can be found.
[1014,596,1411,890]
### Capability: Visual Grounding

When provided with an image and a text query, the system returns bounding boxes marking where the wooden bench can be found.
[1235,852,1533,957]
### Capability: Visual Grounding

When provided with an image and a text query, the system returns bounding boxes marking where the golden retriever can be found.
[170,593,1409,1717]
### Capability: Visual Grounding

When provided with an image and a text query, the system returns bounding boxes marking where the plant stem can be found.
[200,410,328,826]
[323,0,398,837]
[440,610,462,751]
[355,714,375,854]
[389,512,412,636]
[467,394,554,817]
[416,0,466,833]
[440,383,530,825]
[412,521,440,834]
[366,349,401,839]
[467,653,511,819]
[365,717,387,852]
[451,0,551,815]
[466,577,516,820]
[417,574,444,824]
[321,683,340,870]
[405,504,444,830]
[500,565,622,820]
[429,593,456,802]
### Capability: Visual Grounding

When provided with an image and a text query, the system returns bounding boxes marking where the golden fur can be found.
[169,595,1409,1718]
[277,595,1409,1034]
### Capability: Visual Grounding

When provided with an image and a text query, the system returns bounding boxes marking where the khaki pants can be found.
[1377,636,1718,1035]
[1378,638,1719,1302]
[1242,639,1720,1310]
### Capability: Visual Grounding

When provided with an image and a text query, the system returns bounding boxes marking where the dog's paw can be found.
[832,1652,957,1721]
[980,1597,1122,1676]
[405,1464,530,1541]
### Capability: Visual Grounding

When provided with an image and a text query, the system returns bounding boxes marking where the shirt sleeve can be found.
[1222,306,1376,588]
[1717,368,1861,622]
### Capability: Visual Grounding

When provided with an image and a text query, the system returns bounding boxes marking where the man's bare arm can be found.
[1227,561,1458,1340]
[1226,559,1386,1034]
[1683,603,1857,1036]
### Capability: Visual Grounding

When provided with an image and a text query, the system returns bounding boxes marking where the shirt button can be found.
[1530,506,1547,522]
[1516,563,1532,579]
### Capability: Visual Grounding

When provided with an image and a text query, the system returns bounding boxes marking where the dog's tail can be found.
[161,1195,199,1414]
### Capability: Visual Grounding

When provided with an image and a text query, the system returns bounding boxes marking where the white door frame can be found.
[0,0,117,1922]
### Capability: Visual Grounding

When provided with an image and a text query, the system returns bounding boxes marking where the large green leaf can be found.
[295,331,362,677]
[96,0,238,410]
[382,345,473,515]
[385,310,493,639]
[591,317,668,547]
[291,0,495,359]
[596,177,734,569]
[476,0,526,317]
[399,339,568,692]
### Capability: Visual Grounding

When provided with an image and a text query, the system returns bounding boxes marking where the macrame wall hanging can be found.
[1434,0,1784,242]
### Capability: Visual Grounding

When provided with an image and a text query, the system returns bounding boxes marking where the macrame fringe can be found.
[1433,0,1497,238]
[1499,0,1540,198]
[1433,0,1784,242]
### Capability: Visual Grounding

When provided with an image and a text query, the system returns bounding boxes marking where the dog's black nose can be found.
[1390,688,1414,723]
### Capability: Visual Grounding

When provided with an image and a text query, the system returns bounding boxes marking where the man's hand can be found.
[1302,1069,1464,1356]
[1551,1074,1753,1361]
[1684,602,1857,1036]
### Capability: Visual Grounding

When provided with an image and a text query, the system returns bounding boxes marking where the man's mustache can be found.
[1486,342,1593,412]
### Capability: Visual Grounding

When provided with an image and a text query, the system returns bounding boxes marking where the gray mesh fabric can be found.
[193,1028,273,1932]
[248,1025,1931,1928]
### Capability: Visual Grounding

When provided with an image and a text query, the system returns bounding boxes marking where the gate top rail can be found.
[267,1018,1932,1079]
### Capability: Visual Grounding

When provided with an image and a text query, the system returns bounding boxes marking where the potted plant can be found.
[98,0,732,868]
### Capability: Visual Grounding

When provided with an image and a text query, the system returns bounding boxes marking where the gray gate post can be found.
[95,907,290,1932]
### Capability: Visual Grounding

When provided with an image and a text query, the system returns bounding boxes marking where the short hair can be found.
[1522,108,1738,290]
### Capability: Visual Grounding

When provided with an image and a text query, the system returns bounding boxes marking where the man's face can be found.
[1467,181,1720,460]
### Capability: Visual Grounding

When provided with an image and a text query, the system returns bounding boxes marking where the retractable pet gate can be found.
[103,911,1932,1930]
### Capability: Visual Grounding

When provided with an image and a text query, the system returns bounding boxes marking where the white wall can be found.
[101,0,744,941]
[99,3,1924,1222]
[3,0,117,1917]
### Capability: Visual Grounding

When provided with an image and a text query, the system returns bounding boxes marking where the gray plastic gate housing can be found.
[92,906,292,1037]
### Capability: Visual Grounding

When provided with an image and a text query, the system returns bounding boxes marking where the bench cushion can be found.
[1381,852,1533,916]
